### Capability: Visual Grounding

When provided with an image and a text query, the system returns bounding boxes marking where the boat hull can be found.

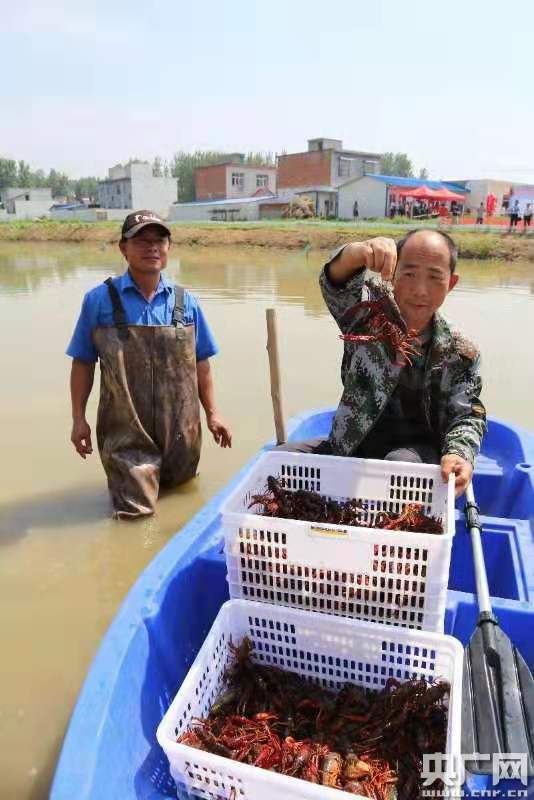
[51,410,534,799]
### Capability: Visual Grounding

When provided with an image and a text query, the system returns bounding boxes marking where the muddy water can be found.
[0,241,533,799]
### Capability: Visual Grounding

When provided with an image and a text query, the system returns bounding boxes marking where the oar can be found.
[462,484,534,776]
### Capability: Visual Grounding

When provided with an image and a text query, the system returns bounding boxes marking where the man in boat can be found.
[284,230,486,497]
[67,210,232,519]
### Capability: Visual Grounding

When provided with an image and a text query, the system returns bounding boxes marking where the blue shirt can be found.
[66,271,218,364]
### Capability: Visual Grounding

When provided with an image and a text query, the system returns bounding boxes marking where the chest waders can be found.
[92,279,201,519]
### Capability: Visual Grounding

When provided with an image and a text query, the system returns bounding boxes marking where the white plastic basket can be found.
[157,599,463,800]
[221,452,455,632]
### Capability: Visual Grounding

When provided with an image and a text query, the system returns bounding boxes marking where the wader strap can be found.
[104,278,128,341]
[172,285,185,327]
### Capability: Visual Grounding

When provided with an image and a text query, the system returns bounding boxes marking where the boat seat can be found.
[472,454,505,514]
[475,453,504,477]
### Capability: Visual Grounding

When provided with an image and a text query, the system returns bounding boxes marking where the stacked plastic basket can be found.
[158,452,464,800]
[222,452,456,633]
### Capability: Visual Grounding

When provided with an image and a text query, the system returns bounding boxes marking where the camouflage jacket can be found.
[319,264,487,464]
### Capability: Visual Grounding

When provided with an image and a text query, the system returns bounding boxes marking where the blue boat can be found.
[50,409,534,800]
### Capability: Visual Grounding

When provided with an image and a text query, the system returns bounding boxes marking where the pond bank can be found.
[1,220,533,261]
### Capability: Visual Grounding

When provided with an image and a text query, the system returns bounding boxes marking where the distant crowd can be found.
[386,198,532,231]
[388,199,463,221]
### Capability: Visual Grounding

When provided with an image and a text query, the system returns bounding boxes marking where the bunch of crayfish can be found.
[178,637,450,800]
[249,475,367,526]
[339,298,421,367]
[249,476,443,534]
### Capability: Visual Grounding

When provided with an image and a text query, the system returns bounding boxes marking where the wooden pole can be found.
[266,308,287,445]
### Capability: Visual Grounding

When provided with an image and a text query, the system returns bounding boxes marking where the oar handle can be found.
[464,484,493,617]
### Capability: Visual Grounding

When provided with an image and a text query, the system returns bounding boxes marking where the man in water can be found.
[67,210,232,518]
[282,230,486,497]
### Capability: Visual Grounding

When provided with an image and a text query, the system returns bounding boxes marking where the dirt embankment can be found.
[1,221,533,261]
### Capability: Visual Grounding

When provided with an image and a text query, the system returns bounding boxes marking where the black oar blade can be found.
[462,622,534,776]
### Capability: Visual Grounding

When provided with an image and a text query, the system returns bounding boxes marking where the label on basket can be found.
[309,524,349,538]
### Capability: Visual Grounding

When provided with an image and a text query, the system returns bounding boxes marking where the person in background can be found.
[451,202,461,225]
[508,199,521,232]
[476,203,485,225]
[279,231,486,498]
[67,210,232,519]
[353,200,359,220]
[523,203,532,232]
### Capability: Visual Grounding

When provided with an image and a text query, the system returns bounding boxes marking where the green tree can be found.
[419,167,429,180]
[152,156,163,177]
[1,157,103,200]
[17,160,32,187]
[47,168,72,198]
[73,176,99,201]
[0,158,18,190]
[31,169,47,188]
[380,152,414,178]
[245,151,275,166]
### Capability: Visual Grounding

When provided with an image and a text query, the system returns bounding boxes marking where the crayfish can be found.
[250,478,443,535]
[249,475,366,526]
[177,636,451,800]
[375,503,443,535]
[339,298,421,367]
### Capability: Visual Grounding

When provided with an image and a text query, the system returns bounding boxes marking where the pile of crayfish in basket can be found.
[178,637,450,799]
[248,476,443,535]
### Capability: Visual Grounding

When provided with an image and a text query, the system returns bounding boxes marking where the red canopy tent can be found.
[397,185,464,202]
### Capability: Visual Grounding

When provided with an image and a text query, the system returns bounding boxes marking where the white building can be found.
[446,178,534,213]
[337,175,390,218]
[169,195,286,222]
[49,204,133,222]
[0,187,52,219]
[98,162,177,217]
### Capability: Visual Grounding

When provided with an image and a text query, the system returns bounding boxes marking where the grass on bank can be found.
[0,217,530,261]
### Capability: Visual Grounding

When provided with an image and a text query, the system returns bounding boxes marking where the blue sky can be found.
[2,0,533,182]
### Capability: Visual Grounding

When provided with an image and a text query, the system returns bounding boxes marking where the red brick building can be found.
[277,138,382,216]
[194,154,277,201]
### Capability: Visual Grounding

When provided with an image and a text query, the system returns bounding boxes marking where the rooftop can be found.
[173,195,281,207]
[195,162,276,171]
[293,186,338,193]
[279,148,382,159]
[342,174,468,193]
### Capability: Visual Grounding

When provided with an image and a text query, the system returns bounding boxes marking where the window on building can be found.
[232,173,244,188]
[363,160,379,175]
[256,174,269,188]
[338,158,352,178]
